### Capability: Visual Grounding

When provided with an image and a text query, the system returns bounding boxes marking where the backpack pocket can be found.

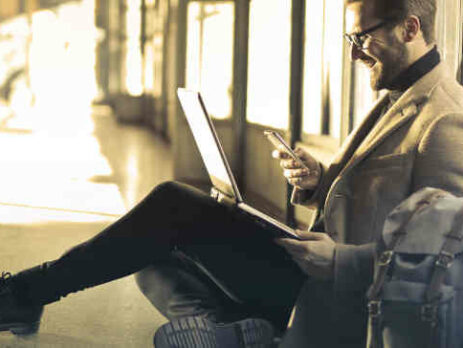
[367,280,455,348]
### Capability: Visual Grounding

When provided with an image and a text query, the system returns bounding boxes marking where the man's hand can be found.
[275,231,335,279]
[272,147,321,190]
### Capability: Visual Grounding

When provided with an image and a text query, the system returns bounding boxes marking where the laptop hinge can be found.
[210,187,236,207]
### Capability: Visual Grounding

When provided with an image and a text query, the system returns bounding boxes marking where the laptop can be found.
[177,88,300,240]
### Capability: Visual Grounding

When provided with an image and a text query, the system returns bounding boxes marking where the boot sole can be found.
[154,317,275,348]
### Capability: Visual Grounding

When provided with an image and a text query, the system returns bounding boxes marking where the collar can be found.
[388,45,440,92]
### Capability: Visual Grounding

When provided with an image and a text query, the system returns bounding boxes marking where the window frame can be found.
[297,0,353,153]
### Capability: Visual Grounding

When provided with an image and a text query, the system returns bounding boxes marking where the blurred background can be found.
[0,0,461,346]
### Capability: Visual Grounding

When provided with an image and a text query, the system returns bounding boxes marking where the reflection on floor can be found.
[0,105,173,347]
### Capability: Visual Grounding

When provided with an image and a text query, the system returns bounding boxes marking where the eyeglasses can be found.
[344,21,388,50]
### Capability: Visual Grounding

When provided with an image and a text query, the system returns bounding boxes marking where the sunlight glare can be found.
[0,0,125,224]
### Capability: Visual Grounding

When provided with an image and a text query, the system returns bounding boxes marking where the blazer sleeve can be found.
[413,113,463,196]
[333,243,375,297]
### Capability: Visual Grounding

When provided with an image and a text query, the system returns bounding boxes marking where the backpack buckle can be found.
[435,251,454,269]
[421,304,438,325]
[378,250,394,266]
[368,300,382,317]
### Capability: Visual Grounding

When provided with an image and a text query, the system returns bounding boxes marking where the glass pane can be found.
[186,3,201,92]
[27,0,98,118]
[325,0,344,138]
[186,2,234,119]
[143,4,156,94]
[125,0,143,96]
[107,0,123,94]
[246,0,291,129]
[144,41,155,92]
[302,0,344,138]
[302,0,324,135]
[352,64,377,127]
[153,32,164,97]
[436,0,463,77]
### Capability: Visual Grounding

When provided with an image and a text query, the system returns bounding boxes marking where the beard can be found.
[369,36,409,90]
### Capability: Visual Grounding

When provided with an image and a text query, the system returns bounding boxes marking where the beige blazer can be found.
[287,62,463,343]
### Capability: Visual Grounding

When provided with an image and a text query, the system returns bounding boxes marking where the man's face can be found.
[345,2,409,90]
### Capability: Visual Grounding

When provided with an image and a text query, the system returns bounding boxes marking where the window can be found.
[186,1,234,119]
[246,0,292,129]
[301,0,324,135]
[302,0,345,138]
[125,0,143,96]
[107,0,123,95]
[436,0,463,78]
[152,32,164,97]
[29,1,98,110]
[142,0,165,97]
[352,64,378,128]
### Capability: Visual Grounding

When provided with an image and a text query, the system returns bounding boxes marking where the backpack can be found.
[366,187,463,348]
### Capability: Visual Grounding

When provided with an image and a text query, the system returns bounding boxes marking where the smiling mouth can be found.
[362,57,377,69]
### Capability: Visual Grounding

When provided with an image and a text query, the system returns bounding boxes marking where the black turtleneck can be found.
[373,46,441,125]
[388,45,441,92]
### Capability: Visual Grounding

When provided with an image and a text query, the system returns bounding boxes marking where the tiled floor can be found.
[0,104,173,347]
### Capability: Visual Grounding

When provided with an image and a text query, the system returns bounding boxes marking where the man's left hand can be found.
[275,231,335,279]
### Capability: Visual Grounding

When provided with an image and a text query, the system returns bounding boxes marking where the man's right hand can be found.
[272,147,321,190]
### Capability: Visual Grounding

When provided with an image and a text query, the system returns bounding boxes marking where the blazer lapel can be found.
[337,62,447,178]
[323,95,389,182]
[340,100,421,174]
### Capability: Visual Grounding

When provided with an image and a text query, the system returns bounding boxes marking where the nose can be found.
[350,44,363,61]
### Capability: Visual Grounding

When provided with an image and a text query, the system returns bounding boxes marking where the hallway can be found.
[0,104,172,347]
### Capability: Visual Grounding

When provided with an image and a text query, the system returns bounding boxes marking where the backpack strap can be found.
[367,193,446,301]
[367,210,420,301]
[425,208,463,303]
[366,197,439,348]
[421,208,463,348]
[366,224,407,348]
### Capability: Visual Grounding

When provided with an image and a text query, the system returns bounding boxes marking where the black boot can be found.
[0,272,43,335]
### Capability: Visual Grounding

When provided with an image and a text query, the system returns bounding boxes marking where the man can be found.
[0,0,462,347]
[278,0,463,345]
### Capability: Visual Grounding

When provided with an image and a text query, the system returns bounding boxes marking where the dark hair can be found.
[346,0,436,44]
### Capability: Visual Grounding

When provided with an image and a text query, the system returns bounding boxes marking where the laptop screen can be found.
[177,89,241,200]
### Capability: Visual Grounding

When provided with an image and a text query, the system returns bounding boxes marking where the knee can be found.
[151,181,182,198]
[147,181,207,209]
[142,181,184,207]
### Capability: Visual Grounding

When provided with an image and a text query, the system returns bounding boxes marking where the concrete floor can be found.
[0,105,172,347]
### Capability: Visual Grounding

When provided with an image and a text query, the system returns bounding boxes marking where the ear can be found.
[402,15,421,42]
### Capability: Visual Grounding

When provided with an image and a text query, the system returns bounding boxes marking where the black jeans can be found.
[16,182,305,331]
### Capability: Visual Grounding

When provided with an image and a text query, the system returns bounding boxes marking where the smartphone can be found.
[264,130,309,170]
